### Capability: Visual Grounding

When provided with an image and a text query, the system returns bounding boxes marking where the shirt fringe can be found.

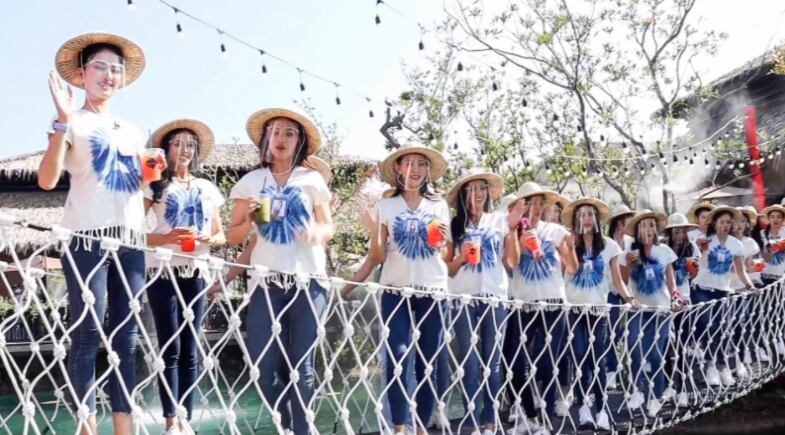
[65,226,146,252]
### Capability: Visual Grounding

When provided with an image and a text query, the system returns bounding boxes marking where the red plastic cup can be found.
[180,235,196,253]
[686,258,699,275]
[698,238,710,252]
[524,233,542,258]
[465,240,481,265]
[754,259,765,272]
[427,220,444,247]
[140,149,167,183]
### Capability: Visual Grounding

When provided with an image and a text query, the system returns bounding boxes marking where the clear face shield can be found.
[260,121,305,171]
[396,155,432,191]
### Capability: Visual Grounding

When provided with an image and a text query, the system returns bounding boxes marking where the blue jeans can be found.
[61,239,145,413]
[507,307,568,419]
[453,302,506,427]
[692,286,730,365]
[147,275,206,419]
[246,280,327,435]
[605,293,625,374]
[381,292,445,427]
[568,312,609,413]
[627,311,671,400]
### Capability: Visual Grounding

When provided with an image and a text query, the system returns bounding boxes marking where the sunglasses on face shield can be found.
[84,60,125,76]
[266,126,300,139]
[168,138,198,148]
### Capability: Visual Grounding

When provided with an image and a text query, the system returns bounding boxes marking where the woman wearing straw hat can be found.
[361,144,450,434]
[758,204,785,357]
[546,194,570,225]
[506,182,578,433]
[444,169,524,435]
[663,213,701,305]
[38,32,148,435]
[730,207,762,290]
[561,198,638,430]
[604,204,636,389]
[686,202,716,243]
[691,206,755,388]
[227,108,333,435]
[143,119,225,435]
[618,210,682,417]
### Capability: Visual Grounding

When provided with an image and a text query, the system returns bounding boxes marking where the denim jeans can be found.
[381,292,446,427]
[507,307,568,419]
[453,302,506,427]
[605,293,625,374]
[568,312,609,413]
[147,275,206,419]
[61,239,145,413]
[691,286,730,365]
[245,280,327,435]
[627,311,671,400]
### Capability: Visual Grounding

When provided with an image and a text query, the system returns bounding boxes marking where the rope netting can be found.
[2,216,785,434]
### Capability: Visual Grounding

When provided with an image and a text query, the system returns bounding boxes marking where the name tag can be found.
[583,257,594,272]
[645,266,655,280]
[716,252,726,263]
[405,217,420,236]
[271,196,288,221]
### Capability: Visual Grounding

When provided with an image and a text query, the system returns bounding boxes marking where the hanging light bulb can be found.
[419,39,425,50]
[457,62,464,71]
[522,98,528,107]
[127,0,136,11]
[375,14,381,24]
[545,163,552,175]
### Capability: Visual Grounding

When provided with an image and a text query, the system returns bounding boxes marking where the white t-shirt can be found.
[230,166,331,284]
[377,195,450,291]
[54,110,146,243]
[670,240,701,302]
[687,228,706,242]
[620,243,677,308]
[448,212,509,298]
[693,234,744,292]
[564,236,621,305]
[730,237,761,290]
[763,226,785,276]
[510,220,570,302]
[144,178,225,277]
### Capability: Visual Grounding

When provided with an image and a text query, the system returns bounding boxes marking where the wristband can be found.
[52,120,69,133]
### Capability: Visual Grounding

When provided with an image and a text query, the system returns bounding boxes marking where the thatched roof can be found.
[0,191,67,254]
[0,151,47,184]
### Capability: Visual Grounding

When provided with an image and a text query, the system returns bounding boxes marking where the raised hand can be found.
[48,71,75,122]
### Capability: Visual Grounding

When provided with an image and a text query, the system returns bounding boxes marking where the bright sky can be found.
[1,0,784,161]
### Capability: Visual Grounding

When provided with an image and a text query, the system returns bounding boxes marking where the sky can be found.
[1,0,784,162]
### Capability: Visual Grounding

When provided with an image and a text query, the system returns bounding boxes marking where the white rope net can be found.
[1,216,785,434]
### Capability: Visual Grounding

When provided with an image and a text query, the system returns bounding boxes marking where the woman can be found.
[445,170,523,435]
[604,204,636,389]
[758,204,785,357]
[562,198,637,431]
[38,33,147,435]
[619,210,682,417]
[362,143,449,435]
[691,206,755,388]
[664,213,701,305]
[507,182,578,434]
[227,108,333,435]
[144,119,225,435]
[686,202,716,242]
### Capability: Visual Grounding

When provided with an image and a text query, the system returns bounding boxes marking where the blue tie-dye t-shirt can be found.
[694,234,744,291]
[58,110,146,239]
[620,243,678,308]
[448,212,509,298]
[564,236,621,305]
[509,220,571,302]
[763,227,785,276]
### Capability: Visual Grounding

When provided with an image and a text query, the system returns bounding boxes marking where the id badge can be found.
[583,259,593,272]
[645,266,655,280]
[271,195,288,221]
[716,252,726,263]
[405,217,420,236]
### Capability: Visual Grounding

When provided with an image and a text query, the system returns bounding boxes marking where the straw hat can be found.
[761,204,785,217]
[445,169,504,208]
[55,32,145,88]
[561,198,610,227]
[378,144,447,186]
[736,206,758,227]
[382,188,397,199]
[625,209,667,236]
[150,119,215,160]
[664,213,698,231]
[686,202,716,224]
[305,156,332,183]
[706,205,742,223]
[495,193,518,213]
[515,181,560,205]
[553,194,570,210]
[245,108,321,156]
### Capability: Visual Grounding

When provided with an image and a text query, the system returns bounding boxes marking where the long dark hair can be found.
[665,228,694,260]
[631,218,660,263]
[390,154,439,201]
[450,183,491,243]
[80,43,124,67]
[706,210,733,238]
[150,128,201,203]
[762,211,784,245]
[257,118,309,169]
[608,215,627,239]
[572,205,605,260]
[752,218,767,250]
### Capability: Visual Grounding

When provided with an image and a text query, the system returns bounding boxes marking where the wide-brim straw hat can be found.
[686,202,716,224]
[737,206,758,227]
[150,119,215,160]
[378,144,447,186]
[608,204,636,223]
[496,193,518,213]
[445,169,504,208]
[305,156,332,183]
[515,181,560,205]
[246,108,321,156]
[561,198,610,227]
[55,32,145,88]
[382,187,397,199]
[553,194,570,210]
[706,205,742,223]
[664,213,698,230]
[761,204,785,218]
[625,209,667,236]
